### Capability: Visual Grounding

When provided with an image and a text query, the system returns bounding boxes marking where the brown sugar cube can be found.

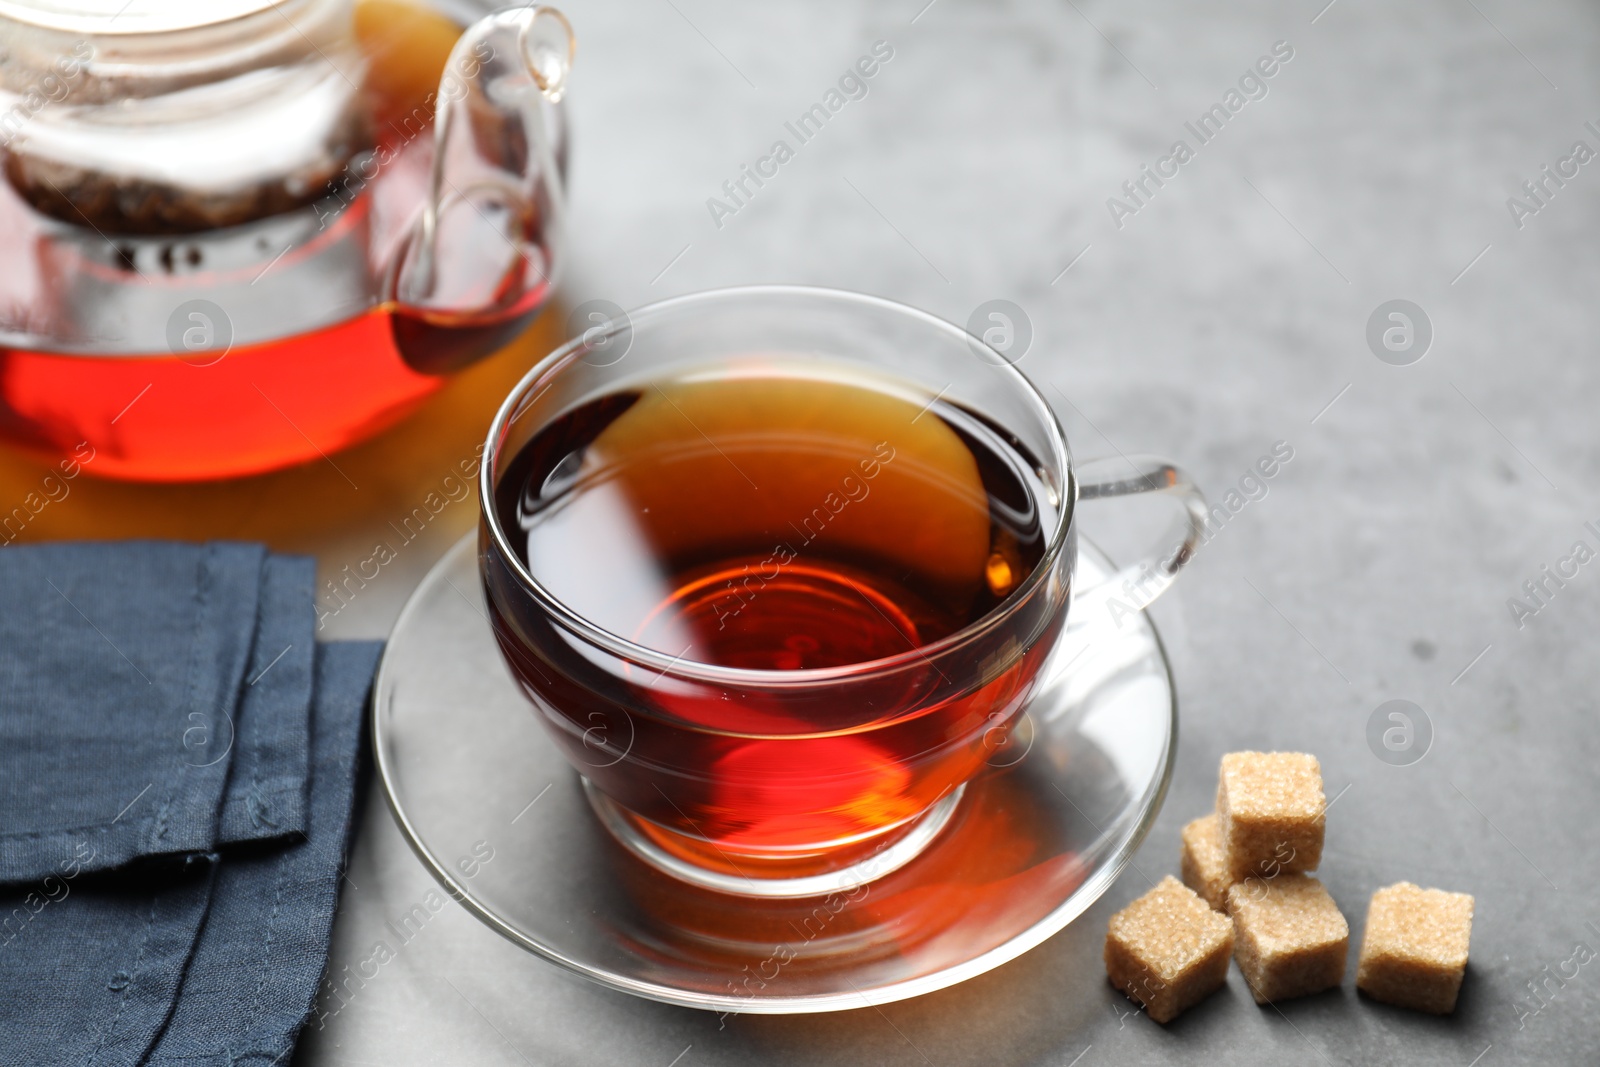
[1356,882,1474,1014]
[1227,873,1348,1003]
[1104,875,1234,1023]
[1180,813,1235,912]
[1216,751,1325,881]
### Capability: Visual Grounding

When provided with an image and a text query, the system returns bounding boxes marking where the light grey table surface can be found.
[304,0,1600,1063]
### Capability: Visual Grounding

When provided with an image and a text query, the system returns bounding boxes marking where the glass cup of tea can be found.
[479,286,1205,898]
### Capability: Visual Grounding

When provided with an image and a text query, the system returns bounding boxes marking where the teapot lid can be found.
[0,0,282,34]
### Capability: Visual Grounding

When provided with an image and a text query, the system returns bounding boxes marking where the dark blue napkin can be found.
[0,541,381,1067]
[217,554,317,845]
[0,642,379,1067]
[0,855,217,1065]
[0,541,265,881]
[144,641,381,1066]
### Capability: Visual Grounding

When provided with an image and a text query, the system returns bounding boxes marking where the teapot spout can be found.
[388,5,574,374]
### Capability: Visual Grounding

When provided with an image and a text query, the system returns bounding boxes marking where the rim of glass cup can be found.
[479,284,1075,686]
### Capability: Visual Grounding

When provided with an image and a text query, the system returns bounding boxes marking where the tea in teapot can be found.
[0,0,573,480]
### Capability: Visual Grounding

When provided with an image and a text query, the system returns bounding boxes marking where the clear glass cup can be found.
[479,286,1205,897]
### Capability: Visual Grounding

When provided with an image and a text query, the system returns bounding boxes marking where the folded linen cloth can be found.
[0,857,216,1066]
[0,541,381,1067]
[144,641,381,1066]
[217,553,318,845]
[0,541,268,881]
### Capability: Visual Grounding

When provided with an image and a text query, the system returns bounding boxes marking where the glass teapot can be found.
[0,0,573,480]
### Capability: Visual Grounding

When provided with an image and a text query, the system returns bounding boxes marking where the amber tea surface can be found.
[487,365,1064,856]
[498,369,1048,669]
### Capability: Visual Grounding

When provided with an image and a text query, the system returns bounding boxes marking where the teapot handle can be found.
[389,6,574,370]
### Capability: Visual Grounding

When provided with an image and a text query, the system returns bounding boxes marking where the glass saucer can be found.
[373,533,1176,1014]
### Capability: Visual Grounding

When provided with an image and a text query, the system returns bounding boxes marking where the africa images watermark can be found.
[1197,441,1294,549]
[312,839,496,1030]
[315,444,485,628]
[705,440,897,631]
[706,40,896,230]
[712,840,914,1029]
[0,441,98,547]
[1105,40,1296,230]
[1,841,95,950]
[1505,120,1600,231]
[0,40,94,149]
[1511,920,1600,1032]
[1366,699,1433,767]
[1505,519,1600,631]
[1103,441,1294,628]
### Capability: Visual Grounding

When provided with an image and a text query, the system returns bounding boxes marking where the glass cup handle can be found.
[1070,455,1208,629]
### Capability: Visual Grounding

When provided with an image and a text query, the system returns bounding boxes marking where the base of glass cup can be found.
[581,779,967,899]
